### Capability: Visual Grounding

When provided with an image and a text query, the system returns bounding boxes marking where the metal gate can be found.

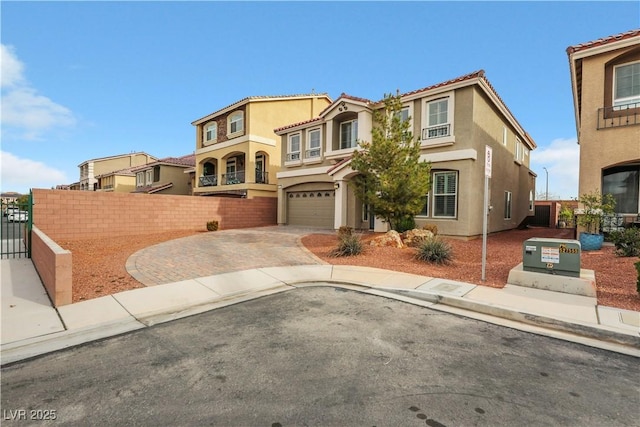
[531,205,551,227]
[1,190,33,258]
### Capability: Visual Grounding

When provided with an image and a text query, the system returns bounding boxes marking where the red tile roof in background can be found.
[566,29,640,54]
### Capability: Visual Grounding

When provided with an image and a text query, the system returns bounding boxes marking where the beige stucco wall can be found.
[93,153,155,176]
[577,47,640,195]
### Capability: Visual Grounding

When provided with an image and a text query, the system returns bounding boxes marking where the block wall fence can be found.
[32,189,278,241]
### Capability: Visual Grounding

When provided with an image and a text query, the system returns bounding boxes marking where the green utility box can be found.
[522,238,581,278]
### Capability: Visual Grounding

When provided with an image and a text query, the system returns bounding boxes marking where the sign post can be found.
[482,146,492,282]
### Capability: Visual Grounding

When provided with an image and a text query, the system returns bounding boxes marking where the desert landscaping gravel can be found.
[61,227,639,311]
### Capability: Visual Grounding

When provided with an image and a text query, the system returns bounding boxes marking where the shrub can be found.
[337,226,354,237]
[206,220,219,231]
[394,215,416,233]
[415,237,453,264]
[608,228,640,257]
[330,233,363,257]
[422,223,438,235]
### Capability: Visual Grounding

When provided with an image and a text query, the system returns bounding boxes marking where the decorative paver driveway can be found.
[126,226,333,286]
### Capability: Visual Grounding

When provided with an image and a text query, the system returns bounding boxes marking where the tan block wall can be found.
[30,226,73,306]
[32,189,277,241]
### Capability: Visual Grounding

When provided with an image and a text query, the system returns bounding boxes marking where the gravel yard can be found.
[60,227,640,311]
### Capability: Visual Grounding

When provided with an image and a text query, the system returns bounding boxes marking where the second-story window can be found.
[287,133,301,161]
[136,172,144,187]
[228,111,244,135]
[307,128,321,158]
[614,61,640,107]
[426,98,450,139]
[340,119,358,149]
[205,122,217,143]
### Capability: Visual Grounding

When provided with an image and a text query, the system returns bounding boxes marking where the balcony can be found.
[222,171,245,185]
[597,102,639,129]
[199,175,217,187]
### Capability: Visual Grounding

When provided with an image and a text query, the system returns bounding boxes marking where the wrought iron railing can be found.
[1,192,33,259]
[255,170,268,184]
[422,124,451,140]
[199,175,217,187]
[597,102,639,129]
[222,171,245,185]
[305,149,321,158]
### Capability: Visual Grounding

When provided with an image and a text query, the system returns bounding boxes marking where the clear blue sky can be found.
[1,1,639,199]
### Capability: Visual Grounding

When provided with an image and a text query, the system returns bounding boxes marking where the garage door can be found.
[287,190,335,228]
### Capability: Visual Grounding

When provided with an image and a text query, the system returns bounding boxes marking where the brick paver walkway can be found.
[126,226,333,286]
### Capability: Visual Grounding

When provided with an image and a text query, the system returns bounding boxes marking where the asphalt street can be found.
[1,286,638,426]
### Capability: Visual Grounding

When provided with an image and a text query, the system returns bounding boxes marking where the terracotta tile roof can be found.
[131,154,195,171]
[399,70,485,98]
[95,166,137,179]
[132,182,174,194]
[192,93,332,125]
[327,156,352,174]
[274,117,323,133]
[566,28,640,54]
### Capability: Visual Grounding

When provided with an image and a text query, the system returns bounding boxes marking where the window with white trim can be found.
[614,61,640,107]
[504,191,512,219]
[136,172,144,187]
[340,119,358,149]
[529,190,534,211]
[145,170,153,185]
[307,128,321,158]
[228,111,244,135]
[425,98,450,139]
[515,138,524,162]
[502,127,508,146]
[433,171,457,218]
[205,122,217,143]
[287,133,301,161]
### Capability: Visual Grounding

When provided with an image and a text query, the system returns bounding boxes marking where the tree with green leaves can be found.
[351,93,431,231]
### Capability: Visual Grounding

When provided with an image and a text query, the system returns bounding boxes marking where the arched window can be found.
[228,111,244,135]
[204,122,217,144]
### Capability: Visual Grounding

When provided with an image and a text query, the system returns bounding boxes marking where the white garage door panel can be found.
[287,190,335,228]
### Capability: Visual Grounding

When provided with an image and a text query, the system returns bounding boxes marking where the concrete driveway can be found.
[126,226,334,286]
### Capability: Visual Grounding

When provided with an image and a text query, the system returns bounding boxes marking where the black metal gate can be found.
[531,205,551,227]
[1,190,33,258]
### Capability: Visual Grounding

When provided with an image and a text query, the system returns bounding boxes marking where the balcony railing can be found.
[199,175,217,187]
[422,124,451,140]
[286,152,301,161]
[222,171,245,185]
[597,102,639,129]
[305,149,321,159]
[255,170,268,184]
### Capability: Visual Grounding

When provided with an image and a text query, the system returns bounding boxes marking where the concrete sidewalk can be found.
[1,259,639,365]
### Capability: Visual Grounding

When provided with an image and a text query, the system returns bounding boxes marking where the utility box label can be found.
[541,247,560,264]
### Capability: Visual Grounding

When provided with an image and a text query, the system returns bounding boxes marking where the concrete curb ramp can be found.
[2,265,639,365]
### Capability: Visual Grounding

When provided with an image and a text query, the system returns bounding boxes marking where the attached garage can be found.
[286,190,335,228]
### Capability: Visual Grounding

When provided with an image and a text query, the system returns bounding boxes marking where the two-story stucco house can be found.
[191,94,332,198]
[131,154,195,195]
[567,29,640,220]
[275,70,537,238]
[77,152,158,191]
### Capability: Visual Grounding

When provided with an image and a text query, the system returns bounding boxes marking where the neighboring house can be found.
[95,167,137,193]
[131,154,196,195]
[77,152,158,191]
[1,192,22,204]
[275,70,537,238]
[567,29,640,220]
[191,94,332,198]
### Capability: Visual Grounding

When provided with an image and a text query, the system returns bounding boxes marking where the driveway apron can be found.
[126,226,332,286]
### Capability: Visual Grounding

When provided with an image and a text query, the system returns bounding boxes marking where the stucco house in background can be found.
[131,154,195,195]
[95,167,138,193]
[567,29,640,220]
[191,94,332,199]
[77,152,158,191]
[275,70,537,238]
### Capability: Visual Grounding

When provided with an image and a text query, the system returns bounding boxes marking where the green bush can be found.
[394,216,416,233]
[608,228,640,257]
[415,237,453,264]
[330,233,363,257]
[206,220,219,231]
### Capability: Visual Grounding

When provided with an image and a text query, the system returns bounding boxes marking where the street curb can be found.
[383,289,640,350]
